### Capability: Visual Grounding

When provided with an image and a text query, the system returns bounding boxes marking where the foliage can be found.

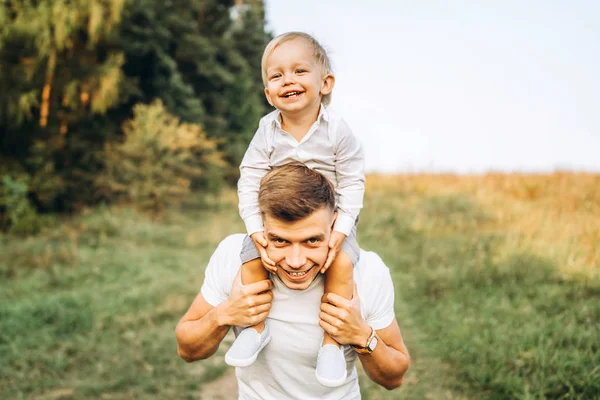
[0,0,270,223]
[97,100,225,211]
[0,167,54,235]
[118,0,270,180]
[0,0,133,213]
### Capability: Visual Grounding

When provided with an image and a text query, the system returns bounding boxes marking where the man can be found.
[176,163,410,399]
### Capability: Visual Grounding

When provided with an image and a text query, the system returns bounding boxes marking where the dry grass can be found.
[367,172,600,282]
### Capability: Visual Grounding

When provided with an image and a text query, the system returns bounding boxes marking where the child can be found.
[226,32,365,388]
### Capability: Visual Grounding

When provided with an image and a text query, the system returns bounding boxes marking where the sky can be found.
[264,0,600,173]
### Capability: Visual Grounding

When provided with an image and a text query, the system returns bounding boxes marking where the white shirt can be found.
[238,106,365,237]
[201,234,396,400]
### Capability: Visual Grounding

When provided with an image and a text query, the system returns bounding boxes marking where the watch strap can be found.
[351,326,375,354]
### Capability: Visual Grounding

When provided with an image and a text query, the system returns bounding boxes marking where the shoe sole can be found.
[315,369,348,388]
[224,336,271,368]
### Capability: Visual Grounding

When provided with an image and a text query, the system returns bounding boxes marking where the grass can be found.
[1,173,599,399]
[0,201,241,399]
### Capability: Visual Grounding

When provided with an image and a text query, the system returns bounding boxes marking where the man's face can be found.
[264,207,335,290]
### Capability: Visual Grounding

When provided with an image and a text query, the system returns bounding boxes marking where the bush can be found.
[0,173,53,235]
[96,100,226,211]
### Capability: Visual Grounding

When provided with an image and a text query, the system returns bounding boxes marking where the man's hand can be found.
[319,284,371,347]
[321,231,347,274]
[218,272,274,328]
[251,231,277,273]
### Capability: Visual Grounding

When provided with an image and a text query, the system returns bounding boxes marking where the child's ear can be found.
[264,88,274,106]
[320,74,335,96]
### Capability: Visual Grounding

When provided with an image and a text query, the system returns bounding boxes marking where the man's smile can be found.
[280,265,318,281]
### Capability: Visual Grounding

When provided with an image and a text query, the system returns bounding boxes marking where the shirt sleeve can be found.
[200,238,235,307]
[333,119,366,236]
[362,254,396,331]
[238,120,272,236]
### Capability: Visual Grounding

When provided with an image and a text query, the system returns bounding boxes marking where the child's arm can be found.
[323,119,365,272]
[238,121,275,269]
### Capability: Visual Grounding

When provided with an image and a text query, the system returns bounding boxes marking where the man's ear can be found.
[320,74,335,96]
[264,88,274,107]
[330,210,338,230]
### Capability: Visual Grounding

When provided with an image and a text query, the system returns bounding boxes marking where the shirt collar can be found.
[272,104,329,128]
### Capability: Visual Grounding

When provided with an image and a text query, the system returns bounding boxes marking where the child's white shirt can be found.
[238,105,365,236]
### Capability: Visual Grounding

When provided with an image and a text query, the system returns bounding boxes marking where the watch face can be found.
[367,335,378,352]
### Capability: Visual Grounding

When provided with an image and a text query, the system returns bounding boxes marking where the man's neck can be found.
[280,104,321,142]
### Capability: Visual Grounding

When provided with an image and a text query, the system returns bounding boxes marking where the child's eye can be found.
[270,73,281,80]
[296,69,306,74]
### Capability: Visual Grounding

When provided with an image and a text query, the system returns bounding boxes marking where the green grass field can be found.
[1,174,599,399]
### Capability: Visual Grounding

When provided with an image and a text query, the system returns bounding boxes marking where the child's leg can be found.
[241,258,269,333]
[225,237,272,367]
[316,250,353,387]
[322,251,354,347]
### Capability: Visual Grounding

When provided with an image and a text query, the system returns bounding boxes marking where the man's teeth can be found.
[288,271,307,277]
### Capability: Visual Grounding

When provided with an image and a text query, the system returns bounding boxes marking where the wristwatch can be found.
[351,326,379,354]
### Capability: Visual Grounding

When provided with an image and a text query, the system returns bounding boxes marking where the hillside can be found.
[1,173,598,399]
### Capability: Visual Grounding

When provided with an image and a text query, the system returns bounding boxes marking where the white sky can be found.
[265,0,600,173]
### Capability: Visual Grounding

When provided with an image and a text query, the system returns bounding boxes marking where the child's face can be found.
[263,39,334,116]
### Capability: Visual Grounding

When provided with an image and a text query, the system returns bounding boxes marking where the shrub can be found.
[0,173,52,236]
[96,100,226,212]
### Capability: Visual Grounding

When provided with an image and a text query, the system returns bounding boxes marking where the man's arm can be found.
[319,289,410,390]
[355,319,410,390]
[176,276,273,362]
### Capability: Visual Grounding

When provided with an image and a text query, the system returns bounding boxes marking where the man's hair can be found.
[259,162,335,222]
[261,32,333,105]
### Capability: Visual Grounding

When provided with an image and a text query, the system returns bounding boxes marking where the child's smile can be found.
[281,90,304,99]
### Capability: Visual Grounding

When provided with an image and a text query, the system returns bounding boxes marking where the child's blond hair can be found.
[261,32,333,106]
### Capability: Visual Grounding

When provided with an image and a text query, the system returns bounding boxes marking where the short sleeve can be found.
[359,253,396,331]
[200,235,242,307]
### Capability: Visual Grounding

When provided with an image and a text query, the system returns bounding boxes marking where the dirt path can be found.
[198,366,238,399]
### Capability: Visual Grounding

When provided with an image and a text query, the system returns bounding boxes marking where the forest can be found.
[0,0,270,233]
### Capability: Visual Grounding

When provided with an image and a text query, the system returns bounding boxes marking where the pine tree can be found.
[0,0,129,210]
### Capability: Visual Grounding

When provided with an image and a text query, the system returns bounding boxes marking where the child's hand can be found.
[250,231,277,273]
[321,231,347,274]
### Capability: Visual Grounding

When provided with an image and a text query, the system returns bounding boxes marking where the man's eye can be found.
[307,238,319,244]
[274,238,286,244]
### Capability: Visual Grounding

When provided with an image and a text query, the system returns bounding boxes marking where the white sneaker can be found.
[225,323,271,367]
[315,344,347,387]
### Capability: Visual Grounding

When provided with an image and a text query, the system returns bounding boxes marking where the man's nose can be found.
[286,245,306,268]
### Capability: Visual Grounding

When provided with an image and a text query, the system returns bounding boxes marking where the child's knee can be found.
[333,250,354,270]
[330,252,354,281]
[242,257,264,272]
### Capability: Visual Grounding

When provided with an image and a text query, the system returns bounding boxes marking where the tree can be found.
[97,100,225,212]
[0,0,271,225]
[0,0,129,210]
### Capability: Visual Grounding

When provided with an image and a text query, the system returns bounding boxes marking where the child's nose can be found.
[283,73,295,84]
